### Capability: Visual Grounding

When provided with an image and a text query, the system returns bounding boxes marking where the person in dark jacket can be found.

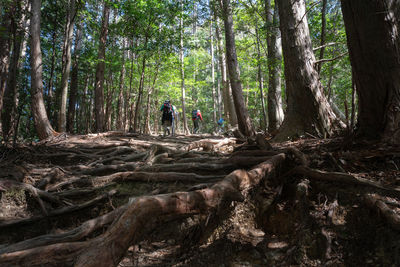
[191,109,203,134]
[160,100,175,136]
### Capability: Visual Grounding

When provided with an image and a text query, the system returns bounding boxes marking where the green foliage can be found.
[6,0,355,139]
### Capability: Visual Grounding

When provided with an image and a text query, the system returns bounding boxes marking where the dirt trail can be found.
[0,132,400,266]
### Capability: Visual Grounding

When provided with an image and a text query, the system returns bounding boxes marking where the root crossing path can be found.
[0,132,400,266]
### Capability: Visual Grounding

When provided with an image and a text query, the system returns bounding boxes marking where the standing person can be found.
[160,100,175,137]
[172,105,179,135]
[191,109,203,134]
[217,118,225,134]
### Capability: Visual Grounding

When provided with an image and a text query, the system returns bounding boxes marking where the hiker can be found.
[191,109,203,134]
[160,100,175,136]
[217,118,225,134]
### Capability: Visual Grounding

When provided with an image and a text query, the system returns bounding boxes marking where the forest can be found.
[0,0,399,266]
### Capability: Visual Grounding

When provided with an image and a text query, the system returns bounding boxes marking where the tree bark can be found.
[30,0,57,140]
[116,39,126,131]
[265,0,284,133]
[180,0,190,135]
[133,54,147,133]
[58,0,76,132]
[210,8,217,124]
[220,0,254,136]
[340,0,400,143]
[67,21,82,133]
[316,0,327,74]
[275,0,342,141]
[212,1,236,126]
[2,0,28,142]
[0,2,12,134]
[255,21,267,132]
[94,1,110,132]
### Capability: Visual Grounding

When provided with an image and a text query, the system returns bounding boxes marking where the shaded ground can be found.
[0,132,400,266]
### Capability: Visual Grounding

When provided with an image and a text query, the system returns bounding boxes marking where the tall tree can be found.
[116,38,126,131]
[180,0,190,135]
[265,0,284,133]
[30,0,57,140]
[2,0,28,141]
[340,0,400,142]
[58,0,76,132]
[67,21,82,133]
[220,0,255,136]
[316,0,327,74]
[94,1,110,132]
[274,0,342,140]
[213,1,237,127]
[0,2,12,133]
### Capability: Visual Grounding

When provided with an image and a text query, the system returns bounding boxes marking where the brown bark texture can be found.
[275,0,342,140]
[94,2,110,132]
[341,0,400,143]
[221,0,254,136]
[30,0,57,140]
[265,0,284,133]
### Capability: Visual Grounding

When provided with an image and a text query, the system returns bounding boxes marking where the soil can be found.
[0,132,400,266]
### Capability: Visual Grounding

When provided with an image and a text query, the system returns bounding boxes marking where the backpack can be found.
[192,109,198,119]
[163,101,173,114]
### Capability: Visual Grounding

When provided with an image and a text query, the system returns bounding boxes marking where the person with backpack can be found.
[191,109,203,134]
[217,117,225,134]
[160,100,175,137]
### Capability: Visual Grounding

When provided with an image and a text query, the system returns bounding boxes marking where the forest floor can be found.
[0,132,400,266]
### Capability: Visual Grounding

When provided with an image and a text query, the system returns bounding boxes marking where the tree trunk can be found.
[265,0,284,133]
[94,1,110,132]
[340,0,400,143]
[255,22,267,132]
[2,0,28,142]
[133,55,146,133]
[210,8,217,124]
[180,0,190,135]
[58,0,76,132]
[0,3,12,134]
[316,0,327,74]
[116,39,126,131]
[67,22,82,133]
[220,0,255,137]
[213,7,237,127]
[144,63,160,135]
[30,0,56,140]
[275,0,341,141]
[46,17,58,125]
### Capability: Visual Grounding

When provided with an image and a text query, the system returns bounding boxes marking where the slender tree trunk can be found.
[144,63,159,135]
[180,0,190,135]
[46,18,58,124]
[116,39,126,131]
[67,22,82,133]
[341,0,400,143]
[94,1,110,132]
[58,0,76,132]
[133,55,146,133]
[316,0,327,74]
[30,0,56,140]
[0,3,12,134]
[210,9,217,124]
[2,0,28,141]
[220,0,254,136]
[255,23,267,132]
[214,8,236,126]
[104,73,114,131]
[275,0,342,141]
[265,0,284,133]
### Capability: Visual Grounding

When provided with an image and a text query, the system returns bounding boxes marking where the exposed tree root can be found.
[0,154,286,266]
[291,166,400,197]
[0,190,117,228]
[364,194,400,231]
